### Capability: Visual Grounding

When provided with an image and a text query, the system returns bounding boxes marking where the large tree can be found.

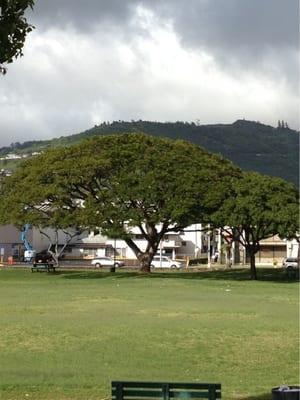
[0,133,241,272]
[0,0,34,73]
[211,171,299,279]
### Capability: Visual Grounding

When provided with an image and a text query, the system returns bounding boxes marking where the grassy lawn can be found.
[0,267,298,400]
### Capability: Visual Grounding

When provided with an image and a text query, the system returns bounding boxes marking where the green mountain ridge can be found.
[1,119,299,185]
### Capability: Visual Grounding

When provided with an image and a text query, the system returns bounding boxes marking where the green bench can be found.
[31,263,56,272]
[112,381,221,400]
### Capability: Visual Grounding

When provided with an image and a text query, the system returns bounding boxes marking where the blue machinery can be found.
[20,224,36,262]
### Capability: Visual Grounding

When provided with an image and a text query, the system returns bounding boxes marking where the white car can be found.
[91,256,125,268]
[150,256,184,269]
[282,257,299,270]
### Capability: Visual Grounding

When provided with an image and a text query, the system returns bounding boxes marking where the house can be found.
[0,225,80,262]
[0,224,61,261]
[253,235,298,265]
[0,225,25,262]
[0,224,297,265]
[62,231,113,259]
[85,224,219,262]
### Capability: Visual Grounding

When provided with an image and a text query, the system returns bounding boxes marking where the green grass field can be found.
[0,268,298,400]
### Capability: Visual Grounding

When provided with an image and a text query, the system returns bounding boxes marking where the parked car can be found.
[31,252,56,272]
[282,257,299,270]
[33,252,54,266]
[150,256,183,269]
[91,256,125,268]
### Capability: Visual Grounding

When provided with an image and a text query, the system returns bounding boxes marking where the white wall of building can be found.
[105,224,205,260]
[178,224,203,257]
[26,225,299,264]
[286,239,299,258]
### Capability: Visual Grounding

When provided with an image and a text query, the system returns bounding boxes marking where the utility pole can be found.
[207,225,211,269]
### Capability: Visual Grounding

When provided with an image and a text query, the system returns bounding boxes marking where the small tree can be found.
[0,0,35,74]
[37,226,82,265]
[277,199,300,259]
[0,133,241,272]
[211,172,299,279]
[0,166,83,265]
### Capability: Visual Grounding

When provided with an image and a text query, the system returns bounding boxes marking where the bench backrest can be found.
[112,381,221,400]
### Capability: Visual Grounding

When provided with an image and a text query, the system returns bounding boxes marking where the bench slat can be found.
[112,392,220,399]
[112,389,221,397]
[112,382,221,390]
[113,382,169,389]
[172,391,220,399]
[31,263,55,272]
[113,390,163,397]
[111,382,221,400]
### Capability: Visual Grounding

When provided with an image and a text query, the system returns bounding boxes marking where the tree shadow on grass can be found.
[57,270,113,279]
[60,267,298,284]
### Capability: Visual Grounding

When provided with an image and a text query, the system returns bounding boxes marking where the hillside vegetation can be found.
[1,119,298,185]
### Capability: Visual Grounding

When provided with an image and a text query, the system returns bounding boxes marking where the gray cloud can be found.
[32,1,299,53]
[0,0,298,147]
[167,0,298,51]
[32,0,133,29]
[164,0,299,88]
[30,0,299,87]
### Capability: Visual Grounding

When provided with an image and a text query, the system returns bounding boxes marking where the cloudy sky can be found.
[0,0,299,146]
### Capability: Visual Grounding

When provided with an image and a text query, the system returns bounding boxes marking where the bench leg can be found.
[208,387,217,400]
[115,382,123,400]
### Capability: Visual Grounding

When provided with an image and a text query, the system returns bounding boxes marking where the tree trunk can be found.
[125,237,158,273]
[233,240,240,264]
[225,245,232,268]
[50,252,58,266]
[249,250,257,280]
[138,253,152,273]
[226,249,232,268]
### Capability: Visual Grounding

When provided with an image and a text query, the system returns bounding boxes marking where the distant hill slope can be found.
[1,119,299,185]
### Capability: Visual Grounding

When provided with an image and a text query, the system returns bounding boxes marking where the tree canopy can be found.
[0,133,241,271]
[0,0,34,73]
[211,171,299,279]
